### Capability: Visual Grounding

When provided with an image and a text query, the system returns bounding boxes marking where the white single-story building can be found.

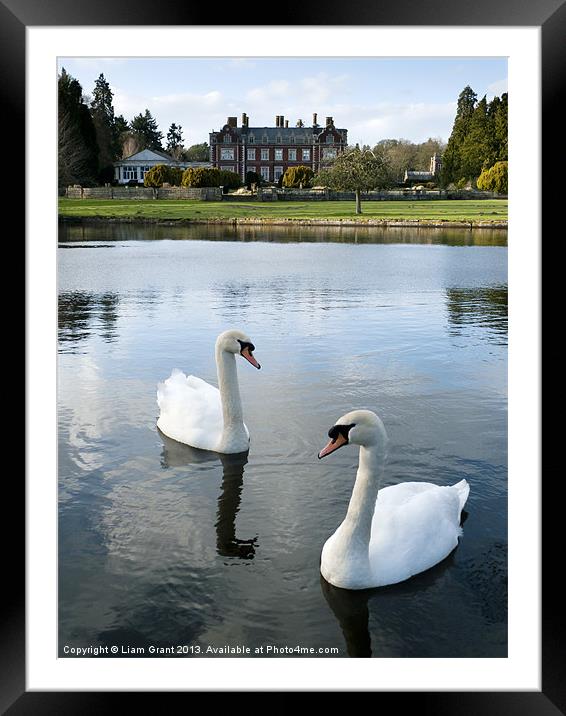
[113,148,210,184]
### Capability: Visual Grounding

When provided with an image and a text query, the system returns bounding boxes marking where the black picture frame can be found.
[10,0,555,709]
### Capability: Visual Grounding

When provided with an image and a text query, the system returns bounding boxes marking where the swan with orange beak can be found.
[157,329,261,454]
[318,409,470,590]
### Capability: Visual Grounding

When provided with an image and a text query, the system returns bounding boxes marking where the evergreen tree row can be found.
[442,85,508,186]
[58,69,208,187]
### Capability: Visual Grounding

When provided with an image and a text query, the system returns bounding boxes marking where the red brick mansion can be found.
[209,113,348,183]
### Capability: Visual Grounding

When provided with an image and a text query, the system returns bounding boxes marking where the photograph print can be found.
[57,54,508,660]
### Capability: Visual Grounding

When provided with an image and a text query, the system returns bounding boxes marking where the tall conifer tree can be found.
[442,85,477,184]
[130,109,164,151]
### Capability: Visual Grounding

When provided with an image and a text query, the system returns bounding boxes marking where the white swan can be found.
[318,409,469,590]
[157,329,260,454]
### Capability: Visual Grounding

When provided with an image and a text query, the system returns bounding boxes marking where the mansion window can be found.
[260,166,270,181]
[262,135,268,144]
[288,149,297,161]
[222,165,235,173]
[261,148,269,161]
[247,148,256,160]
[326,135,334,144]
[302,148,311,161]
[274,148,283,161]
[322,148,337,159]
[224,134,231,143]
[221,148,235,160]
[274,166,284,181]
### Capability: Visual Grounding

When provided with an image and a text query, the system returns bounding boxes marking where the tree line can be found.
[59,72,507,198]
[314,84,508,211]
[58,69,209,187]
[441,85,508,190]
[370,137,446,183]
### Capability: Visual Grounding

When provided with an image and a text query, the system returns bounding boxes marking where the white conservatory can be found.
[113,148,210,184]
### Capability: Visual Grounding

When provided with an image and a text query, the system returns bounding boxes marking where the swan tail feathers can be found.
[453,479,470,513]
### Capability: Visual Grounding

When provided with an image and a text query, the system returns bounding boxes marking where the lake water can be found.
[58,222,508,658]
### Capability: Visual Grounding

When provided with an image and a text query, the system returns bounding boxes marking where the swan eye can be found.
[328,423,355,442]
[237,340,255,353]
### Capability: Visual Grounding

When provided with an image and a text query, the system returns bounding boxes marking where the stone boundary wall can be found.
[272,189,505,201]
[66,186,222,201]
[221,189,505,202]
[66,186,505,202]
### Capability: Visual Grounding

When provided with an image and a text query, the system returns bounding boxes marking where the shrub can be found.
[245,171,261,189]
[167,167,183,186]
[182,167,220,187]
[282,165,314,188]
[218,169,242,190]
[477,161,508,194]
[182,167,241,190]
[144,164,183,187]
[143,164,168,187]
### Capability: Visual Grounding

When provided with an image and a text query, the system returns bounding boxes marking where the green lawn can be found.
[58,198,508,223]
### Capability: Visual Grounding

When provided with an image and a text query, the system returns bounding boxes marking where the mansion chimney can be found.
[227,116,237,128]
[313,112,318,126]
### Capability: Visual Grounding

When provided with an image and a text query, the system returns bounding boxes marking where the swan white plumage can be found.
[318,409,469,590]
[156,329,260,454]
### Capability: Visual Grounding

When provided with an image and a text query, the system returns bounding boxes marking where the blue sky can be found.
[58,57,507,147]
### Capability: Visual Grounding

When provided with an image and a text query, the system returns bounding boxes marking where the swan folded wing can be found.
[369,482,466,586]
[157,370,223,451]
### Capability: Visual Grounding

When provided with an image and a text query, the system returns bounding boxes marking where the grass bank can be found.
[58,198,508,226]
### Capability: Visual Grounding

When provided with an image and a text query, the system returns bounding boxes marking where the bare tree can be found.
[58,108,91,188]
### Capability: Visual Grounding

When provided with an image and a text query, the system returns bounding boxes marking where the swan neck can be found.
[343,445,383,544]
[216,346,243,427]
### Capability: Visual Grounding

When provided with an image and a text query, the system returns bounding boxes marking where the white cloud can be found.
[246,79,291,103]
[111,86,229,144]
[245,73,351,109]
[112,75,456,148]
[152,90,223,108]
[324,101,455,144]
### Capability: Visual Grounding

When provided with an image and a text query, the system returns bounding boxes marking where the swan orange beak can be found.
[318,433,348,459]
[241,346,261,369]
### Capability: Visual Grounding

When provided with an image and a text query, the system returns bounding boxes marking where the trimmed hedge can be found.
[182,167,242,189]
[143,164,183,187]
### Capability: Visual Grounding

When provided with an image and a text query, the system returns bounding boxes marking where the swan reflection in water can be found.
[158,428,258,560]
[320,540,463,657]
